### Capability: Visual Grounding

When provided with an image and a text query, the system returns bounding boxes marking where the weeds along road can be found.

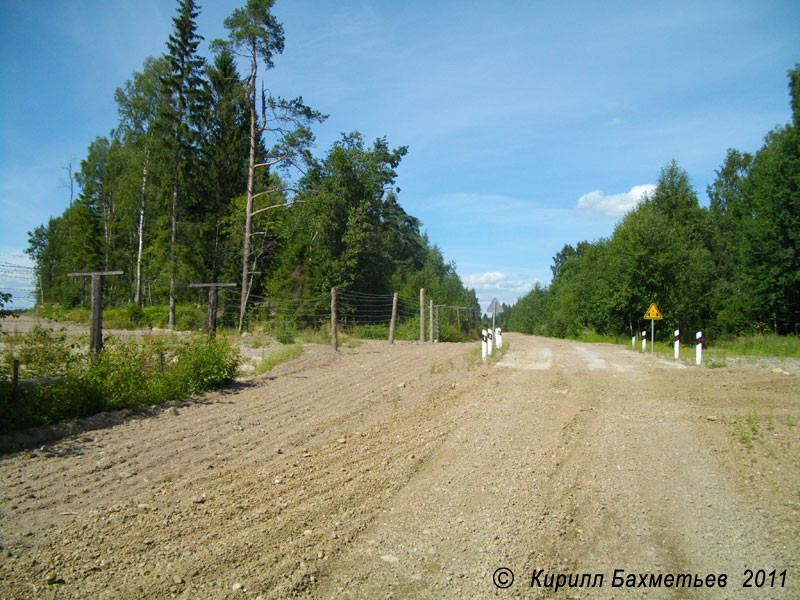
[1,333,798,599]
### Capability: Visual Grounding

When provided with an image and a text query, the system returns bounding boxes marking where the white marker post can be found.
[674,329,680,361]
[487,328,494,356]
[642,330,647,353]
[486,297,503,359]
[481,329,488,362]
[696,331,703,366]
[632,335,636,349]
[496,327,503,349]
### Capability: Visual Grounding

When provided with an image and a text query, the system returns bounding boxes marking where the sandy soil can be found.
[0,333,798,599]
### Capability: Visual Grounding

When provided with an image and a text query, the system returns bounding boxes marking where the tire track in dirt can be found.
[311,335,799,599]
[0,340,480,598]
[1,334,798,599]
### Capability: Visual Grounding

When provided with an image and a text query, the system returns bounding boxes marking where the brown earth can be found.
[0,333,798,599]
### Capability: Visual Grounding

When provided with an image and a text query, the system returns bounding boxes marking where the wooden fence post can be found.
[389,292,398,344]
[419,288,425,342]
[188,283,236,337]
[331,287,338,351]
[429,299,433,343]
[67,270,123,355]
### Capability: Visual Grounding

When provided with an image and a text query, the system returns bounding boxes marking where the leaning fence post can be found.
[331,287,338,351]
[388,292,398,344]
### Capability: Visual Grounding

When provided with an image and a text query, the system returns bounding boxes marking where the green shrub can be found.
[172,336,240,395]
[273,321,298,344]
[0,332,240,436]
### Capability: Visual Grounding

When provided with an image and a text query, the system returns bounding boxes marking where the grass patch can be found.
[255,343,303,375]
[429,358,455,374]
[713,334,800,358]
[463,339,510,370]
[464,346,482,371]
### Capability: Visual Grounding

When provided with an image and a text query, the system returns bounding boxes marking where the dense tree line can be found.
[24,0,478,328]
[507,65,800,340]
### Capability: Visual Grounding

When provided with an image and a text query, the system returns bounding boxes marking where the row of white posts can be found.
[481,328,503,362]
[631,329,703,365]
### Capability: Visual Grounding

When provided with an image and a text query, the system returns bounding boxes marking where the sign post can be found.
[486,297,504,356]
[643,303,663,354]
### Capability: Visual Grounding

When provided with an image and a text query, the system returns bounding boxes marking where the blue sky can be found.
[1,0,798,310]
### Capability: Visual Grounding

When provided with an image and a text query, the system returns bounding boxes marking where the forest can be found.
[21,0,479,334]
[13,1,799,345]
[504,64,800,342]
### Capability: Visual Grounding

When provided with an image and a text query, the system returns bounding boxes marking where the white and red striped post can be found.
[641,330,647,353]
[695,331,703,365]
[674,329,680,361]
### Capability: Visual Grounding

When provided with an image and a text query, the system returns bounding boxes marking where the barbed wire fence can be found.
[2,260,481,346]
[0,262,38,305]
[212,287,478,346]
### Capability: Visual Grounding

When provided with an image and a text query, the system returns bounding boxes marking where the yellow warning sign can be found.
[644,303,663,320]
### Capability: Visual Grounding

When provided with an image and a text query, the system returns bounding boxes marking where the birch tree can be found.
[114,57,170,305]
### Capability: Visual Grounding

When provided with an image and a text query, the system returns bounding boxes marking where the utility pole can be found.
[66,270,123,354]
[188,282,236,337]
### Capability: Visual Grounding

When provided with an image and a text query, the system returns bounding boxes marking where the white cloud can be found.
[462,272,510,286]
[462,271,538,311]
[576,184,655,219]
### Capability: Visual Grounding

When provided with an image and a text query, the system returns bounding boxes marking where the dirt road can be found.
[1,334,798,598]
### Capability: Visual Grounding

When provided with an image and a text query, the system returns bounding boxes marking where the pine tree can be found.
[160,0,207,328]
[213,0,325,331]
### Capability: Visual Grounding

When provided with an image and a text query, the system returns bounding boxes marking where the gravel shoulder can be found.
[0,333,798,599]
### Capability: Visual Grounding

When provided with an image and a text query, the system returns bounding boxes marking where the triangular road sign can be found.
[487,297,504,315]
[644,303,663,320]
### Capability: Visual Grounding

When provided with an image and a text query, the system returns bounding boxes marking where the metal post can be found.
[651,319,655,353]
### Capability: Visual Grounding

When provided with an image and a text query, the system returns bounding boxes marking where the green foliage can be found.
[255,343,302,375]
[508,64,800,343]
[0,330,239,435]
[272,321,297,344]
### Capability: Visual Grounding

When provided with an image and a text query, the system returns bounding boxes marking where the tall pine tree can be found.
[160,0,207,328]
